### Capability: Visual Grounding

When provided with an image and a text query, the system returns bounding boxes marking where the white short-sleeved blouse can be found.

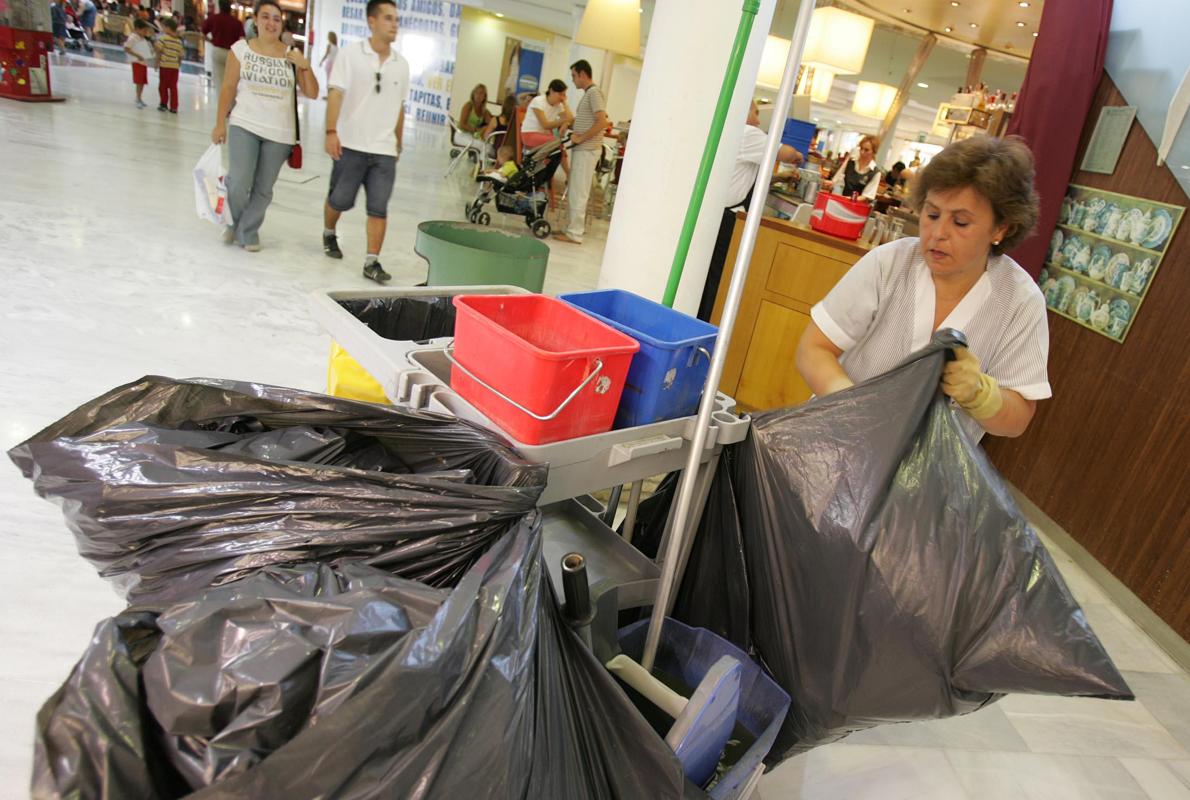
[811,236,1051,442]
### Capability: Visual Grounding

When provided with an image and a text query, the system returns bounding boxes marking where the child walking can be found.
[123,18,155,108]
[155,17,185,113]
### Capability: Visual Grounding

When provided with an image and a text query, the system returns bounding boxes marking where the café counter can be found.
[708,210,871,412]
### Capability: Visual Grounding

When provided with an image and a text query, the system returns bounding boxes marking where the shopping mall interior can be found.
[1,0,1188,797]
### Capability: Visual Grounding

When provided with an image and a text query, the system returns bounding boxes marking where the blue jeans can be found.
[226,125,292,247]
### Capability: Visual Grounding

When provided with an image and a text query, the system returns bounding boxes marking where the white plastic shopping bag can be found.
[193,144,233,226]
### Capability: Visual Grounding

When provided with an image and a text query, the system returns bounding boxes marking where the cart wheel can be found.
[450,148,461,159]
[531,219,551,239]
[477,211,491,226]
[467,209,479,223]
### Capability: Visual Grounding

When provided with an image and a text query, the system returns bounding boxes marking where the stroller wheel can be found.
[476,211,491,226]
[530,219,551,239]
[450,149,461,159]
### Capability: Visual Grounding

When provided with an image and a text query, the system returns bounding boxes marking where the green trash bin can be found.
[415,221,549,292]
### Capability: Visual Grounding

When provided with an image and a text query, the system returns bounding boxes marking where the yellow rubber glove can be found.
[941,347,1003,421]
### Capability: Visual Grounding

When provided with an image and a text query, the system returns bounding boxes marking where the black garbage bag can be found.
[338,295,457,341]
[655,332,1131,761]
[8,376,546,604]
[33,530,695,799]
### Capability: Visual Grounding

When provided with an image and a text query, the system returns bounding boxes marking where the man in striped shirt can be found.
[155,18,186,113]
[554,59,608,245]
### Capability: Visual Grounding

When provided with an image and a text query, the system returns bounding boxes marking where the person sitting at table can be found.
[886,161,909,190]
[826,134,882,199]
[459,83,497,140]
[520,79,572,150]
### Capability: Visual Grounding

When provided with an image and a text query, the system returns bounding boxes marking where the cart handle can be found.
[442,347,605,421]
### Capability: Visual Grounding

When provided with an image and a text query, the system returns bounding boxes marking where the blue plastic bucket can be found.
[618,619,790,800]
[559,290,718,428]
[781,118,817,157]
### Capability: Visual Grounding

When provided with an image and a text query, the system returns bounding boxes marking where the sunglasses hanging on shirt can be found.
[375,72,381,94]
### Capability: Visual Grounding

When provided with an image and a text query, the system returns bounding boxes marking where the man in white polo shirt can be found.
[322,0,411,283]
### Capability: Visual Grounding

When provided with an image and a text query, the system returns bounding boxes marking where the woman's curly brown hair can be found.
[908,135,1040,255]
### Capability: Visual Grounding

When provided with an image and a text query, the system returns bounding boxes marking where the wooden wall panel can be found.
[984,73,1190,640]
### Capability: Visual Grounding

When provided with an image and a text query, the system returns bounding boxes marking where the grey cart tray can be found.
[542,496,660,663]
[308,287,751,506]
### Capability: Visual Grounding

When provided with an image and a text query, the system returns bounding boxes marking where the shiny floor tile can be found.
[944,750,1148,799]
[758,744,971,800]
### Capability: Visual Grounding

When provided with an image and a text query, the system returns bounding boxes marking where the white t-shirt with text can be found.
[228,39,296,145]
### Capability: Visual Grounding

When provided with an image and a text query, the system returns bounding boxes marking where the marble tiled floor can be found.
[1,57,1187,799]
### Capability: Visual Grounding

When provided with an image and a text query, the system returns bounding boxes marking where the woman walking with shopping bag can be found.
[210,0,318,251]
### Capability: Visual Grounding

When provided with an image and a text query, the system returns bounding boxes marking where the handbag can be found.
[288,62,303,169]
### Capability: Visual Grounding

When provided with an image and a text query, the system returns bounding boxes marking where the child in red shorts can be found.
[123,19,155,108]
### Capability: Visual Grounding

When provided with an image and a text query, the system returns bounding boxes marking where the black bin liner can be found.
[633,332,1132,762]
[338,295,456,342]
[15,378,700,799]
[9,376,546,605]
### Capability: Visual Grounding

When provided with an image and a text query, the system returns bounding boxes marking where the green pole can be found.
[660,0,761,308]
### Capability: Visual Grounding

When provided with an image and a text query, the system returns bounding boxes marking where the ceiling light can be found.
[852,81,898,119]
[969,22,979,28]
[950,1,959,6]
[916,82,929,88]
[805,7,876,74]
[1032,31,1038,37]
[494,11,504,17]
[1016,21,1025,27]
[1019,1,1030,6]
[903,8,911,13]
[944,26,953,32]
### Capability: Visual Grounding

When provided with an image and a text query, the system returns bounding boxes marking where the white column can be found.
[596,0,779,315]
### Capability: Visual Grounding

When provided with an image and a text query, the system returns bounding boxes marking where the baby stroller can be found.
[465,136,566,239]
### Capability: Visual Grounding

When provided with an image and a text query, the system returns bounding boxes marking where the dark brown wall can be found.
[984,73,1190,640]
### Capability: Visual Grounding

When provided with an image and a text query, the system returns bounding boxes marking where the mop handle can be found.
[640,0,817,673]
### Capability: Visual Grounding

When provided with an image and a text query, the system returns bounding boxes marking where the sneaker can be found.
[135,99,146,108]
[169,108,177,114]
[322,232,343,259]
[157,104,167,112]
[222,226,235,244]
[243,243,261,252]
[363,261,391,283]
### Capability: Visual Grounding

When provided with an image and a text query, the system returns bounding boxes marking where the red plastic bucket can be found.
[809,193,871,240]
[450,295,640,444]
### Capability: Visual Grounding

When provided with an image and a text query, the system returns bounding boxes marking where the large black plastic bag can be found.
[8,376,546,604]
[665,332,1131,760]
[33,533,694,799]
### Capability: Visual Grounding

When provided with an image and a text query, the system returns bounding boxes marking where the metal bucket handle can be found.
[443,346,605,421]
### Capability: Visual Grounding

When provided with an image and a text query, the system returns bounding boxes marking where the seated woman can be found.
[796,135,1050,442]
[458,83,497,144]
[520,79,572,150]
[490,94,518,151]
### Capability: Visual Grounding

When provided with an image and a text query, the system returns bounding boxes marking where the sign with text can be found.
[315,0,458,125]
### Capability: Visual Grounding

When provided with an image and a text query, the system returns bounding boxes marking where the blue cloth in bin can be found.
[619,618,790,800]
[559,290,718,428]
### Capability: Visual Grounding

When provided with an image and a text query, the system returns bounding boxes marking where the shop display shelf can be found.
[1045,263,1137,297]
[1046,305,1125,343]
[1054,223,1163,257]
